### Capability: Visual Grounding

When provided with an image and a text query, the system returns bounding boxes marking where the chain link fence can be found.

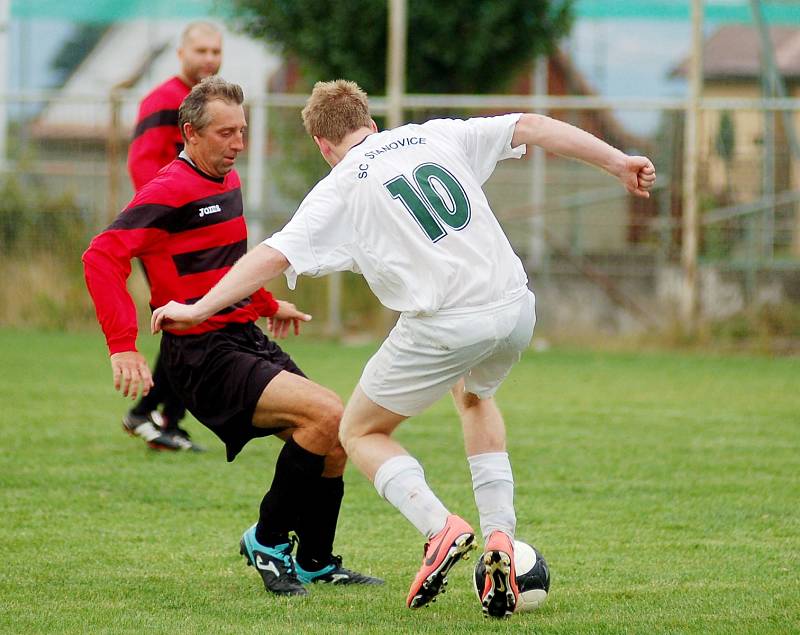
[1,90,798,342]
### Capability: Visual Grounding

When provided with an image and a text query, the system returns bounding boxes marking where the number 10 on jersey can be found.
[384,162,472,242]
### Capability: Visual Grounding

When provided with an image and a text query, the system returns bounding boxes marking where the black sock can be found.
[160,397,186,430]
[295,475,344,570]
[131,355,169,415]
[159,366,186,429]
[255,436,325,547]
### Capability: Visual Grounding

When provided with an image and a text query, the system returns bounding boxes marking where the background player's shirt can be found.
[84,158,278,355]
[265,114,528,314]
[127,76,191,191]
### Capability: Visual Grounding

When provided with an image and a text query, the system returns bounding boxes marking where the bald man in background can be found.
[128,21,223,188]
[120,22,223,451]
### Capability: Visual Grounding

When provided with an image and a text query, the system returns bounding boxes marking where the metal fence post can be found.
[386,0,407,131]
[0,0,10,176]
[681,0,703,329]
[529,55,548,277]
[246,92,266,240]
[107,89,123,223]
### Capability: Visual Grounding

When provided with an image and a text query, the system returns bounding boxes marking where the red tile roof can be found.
[673,25,800,79]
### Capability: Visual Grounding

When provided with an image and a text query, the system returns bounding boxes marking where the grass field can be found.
[1,329,798,634]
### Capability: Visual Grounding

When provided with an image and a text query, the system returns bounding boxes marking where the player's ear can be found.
[369,119,378,132]
[314,136,329,156]
[314,136,337,167]
[183,122,196,144]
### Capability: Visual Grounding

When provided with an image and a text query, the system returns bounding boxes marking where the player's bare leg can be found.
[451,379,518,615]
[340,385,475,608]
[451,379,507,456]
[252,370,344,460]
[338,385,408,479]
[241,372,381,596]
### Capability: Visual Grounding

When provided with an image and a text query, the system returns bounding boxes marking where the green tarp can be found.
[10,0,800,24]
[11,0,227,21]
[577,0,800,23]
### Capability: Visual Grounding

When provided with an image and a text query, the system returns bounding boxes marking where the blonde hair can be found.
[301,80,372,144]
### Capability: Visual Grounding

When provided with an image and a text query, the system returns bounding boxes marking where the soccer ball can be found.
[472,540,550,612]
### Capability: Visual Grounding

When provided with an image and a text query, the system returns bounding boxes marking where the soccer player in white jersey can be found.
[152,79,656,618]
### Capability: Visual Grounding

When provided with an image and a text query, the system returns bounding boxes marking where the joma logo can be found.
[199,204,222,217]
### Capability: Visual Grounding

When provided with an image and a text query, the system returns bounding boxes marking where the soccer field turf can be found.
[1,329,798,634]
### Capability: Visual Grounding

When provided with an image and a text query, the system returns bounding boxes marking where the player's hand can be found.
[110,351,153,400]
[151,301,203,334]
[618,156,656,198]
[268,300,312,338]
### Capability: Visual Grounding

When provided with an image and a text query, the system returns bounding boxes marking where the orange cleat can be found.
[406,514,476,609]
[479,530,519,618]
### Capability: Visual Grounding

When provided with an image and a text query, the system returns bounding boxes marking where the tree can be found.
[714,111,736,202]
[715,111,735,163]
[229,0,574,94]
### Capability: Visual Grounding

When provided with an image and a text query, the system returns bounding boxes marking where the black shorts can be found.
[160,322,306,461]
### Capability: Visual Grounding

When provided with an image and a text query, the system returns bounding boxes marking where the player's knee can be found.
[453,386,483,410]
[321,393,344,431]
[308,391,344,448]
[338,417,356,455]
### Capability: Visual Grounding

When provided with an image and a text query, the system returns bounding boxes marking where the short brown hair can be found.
[301,80,372,144]
[179,76,243,139]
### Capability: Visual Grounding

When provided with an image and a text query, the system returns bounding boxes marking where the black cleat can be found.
[295,554,384,585]
[122,411,183,451]
[163,424,205,452]
[151,411,205,452]
[239,525,307,597]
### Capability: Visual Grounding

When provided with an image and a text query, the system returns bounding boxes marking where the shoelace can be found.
[283,535,300,574]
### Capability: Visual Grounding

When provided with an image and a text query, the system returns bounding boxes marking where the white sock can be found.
[468,452,516,541]
[374,455,450,539]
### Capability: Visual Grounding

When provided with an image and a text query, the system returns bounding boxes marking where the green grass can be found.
[0,329,798,634]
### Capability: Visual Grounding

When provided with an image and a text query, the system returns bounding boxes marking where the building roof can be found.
[33,20,283,139]
[33,21,642,151]
[672,25,800,80]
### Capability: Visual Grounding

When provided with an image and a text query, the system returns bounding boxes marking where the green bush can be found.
[705,302,800,354]
[0,177,89,258]
[0,177,93,328]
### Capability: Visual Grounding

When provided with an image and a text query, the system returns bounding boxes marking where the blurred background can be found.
[1,0,798,352]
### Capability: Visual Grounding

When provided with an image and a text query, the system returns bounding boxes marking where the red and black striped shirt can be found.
[127,76,190,191]
[83,158,278,355]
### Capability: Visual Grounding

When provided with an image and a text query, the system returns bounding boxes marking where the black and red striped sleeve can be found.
[82,195,170,355]
[127,79,187,190]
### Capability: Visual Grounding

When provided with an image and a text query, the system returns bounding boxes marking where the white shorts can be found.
[359,288,536,416]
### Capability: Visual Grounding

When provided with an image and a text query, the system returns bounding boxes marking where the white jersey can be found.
[264,114,529,314]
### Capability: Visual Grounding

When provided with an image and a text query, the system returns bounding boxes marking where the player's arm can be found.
[127,92,178,189]
[151,244,294,333]
[511,113,656,198]
[83,232,154,400]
